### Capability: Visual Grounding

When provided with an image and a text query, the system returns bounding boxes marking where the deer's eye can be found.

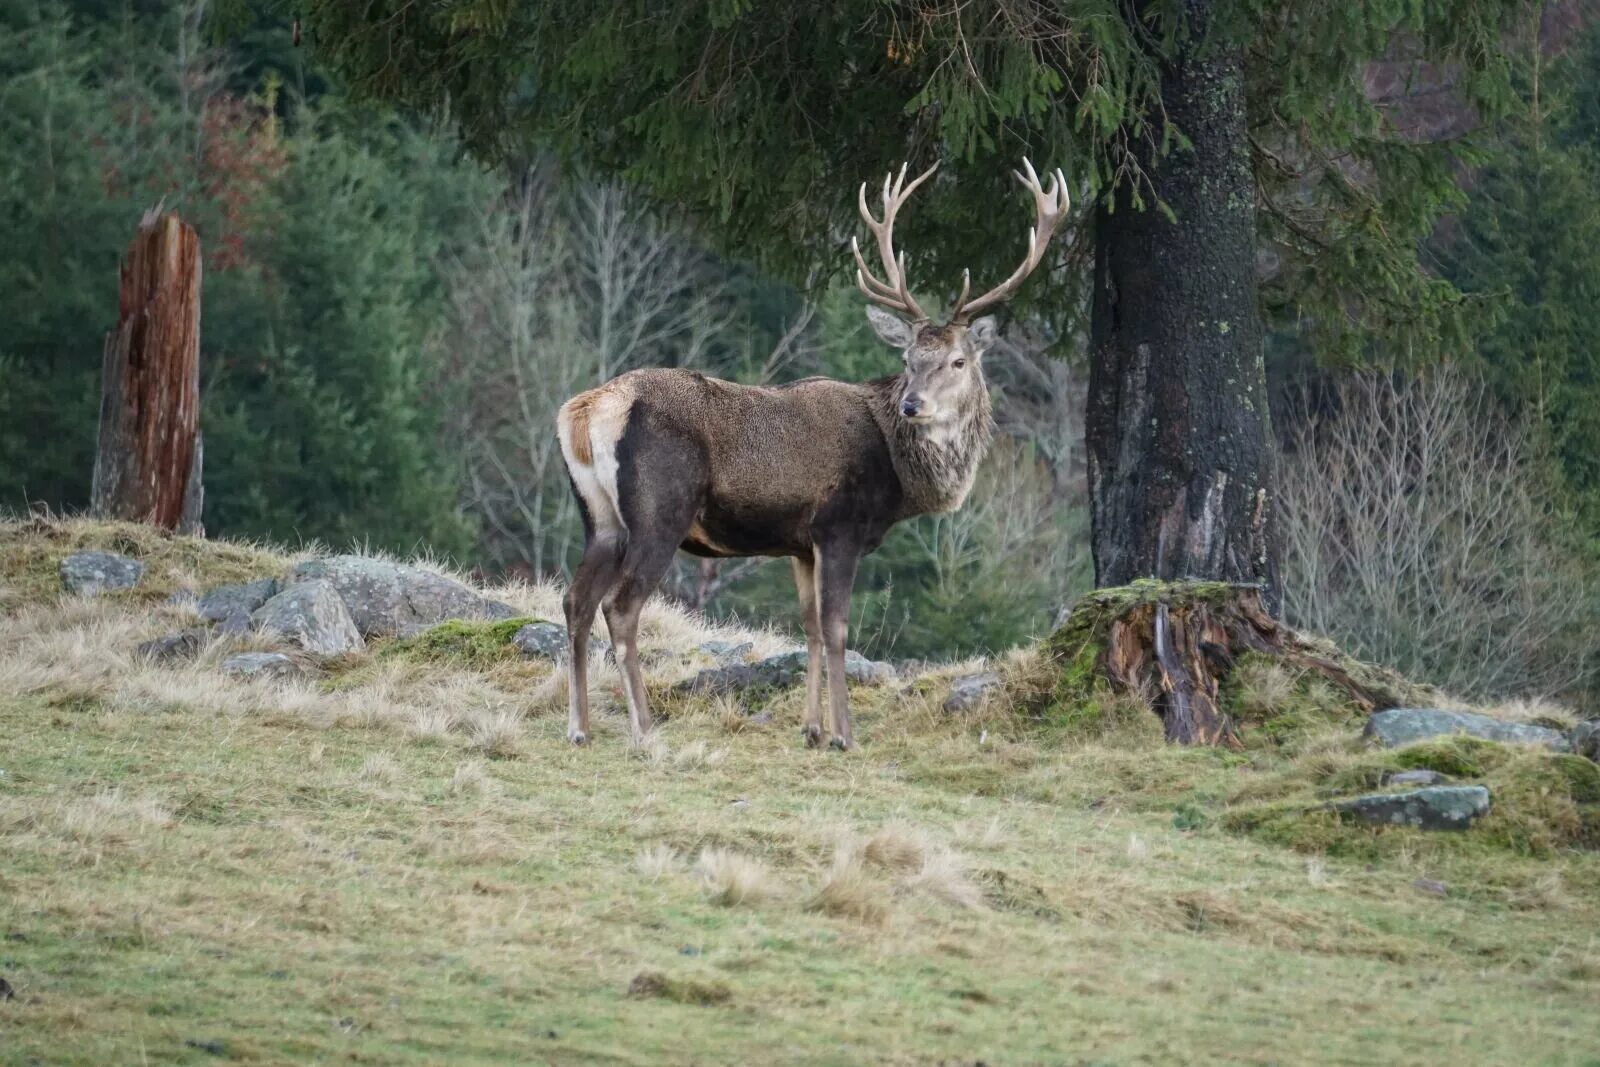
[952,358,966,370]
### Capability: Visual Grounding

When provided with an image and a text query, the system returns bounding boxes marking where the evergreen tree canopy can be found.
[264,0,1523,356]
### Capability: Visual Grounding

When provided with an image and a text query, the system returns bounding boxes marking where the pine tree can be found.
[1438,23,1600,540]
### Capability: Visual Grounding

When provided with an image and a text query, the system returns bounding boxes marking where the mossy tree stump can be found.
[1042,581,1426,746]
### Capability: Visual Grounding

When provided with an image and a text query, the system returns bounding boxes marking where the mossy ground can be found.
[2,520,1598,1064]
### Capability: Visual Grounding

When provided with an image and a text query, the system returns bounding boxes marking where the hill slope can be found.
[1,519,1597,1065]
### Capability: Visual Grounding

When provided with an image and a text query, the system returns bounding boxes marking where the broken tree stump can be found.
[1039,580,1429,746]
[91,210,204,534]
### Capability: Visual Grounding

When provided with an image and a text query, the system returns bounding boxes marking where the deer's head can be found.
[852,159,1067,430]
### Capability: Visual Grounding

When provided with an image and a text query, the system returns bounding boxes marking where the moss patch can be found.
[1222,737,1600,858]
[380,617,543,670]
[0,515,284,608]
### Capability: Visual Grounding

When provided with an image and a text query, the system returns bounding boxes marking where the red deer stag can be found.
[557,159,1067,749]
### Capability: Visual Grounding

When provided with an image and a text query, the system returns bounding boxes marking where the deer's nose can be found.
[900,396,922,417]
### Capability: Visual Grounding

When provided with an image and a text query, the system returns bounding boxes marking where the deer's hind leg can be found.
[563,496,626,746]
[604,428,705,745]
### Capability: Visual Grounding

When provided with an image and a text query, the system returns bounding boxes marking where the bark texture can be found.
[91,211,204,534]
[1088,0,1276,608]
[1044,581,1430,747]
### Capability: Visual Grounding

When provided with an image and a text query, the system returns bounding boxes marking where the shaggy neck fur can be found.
[870,373,994,517]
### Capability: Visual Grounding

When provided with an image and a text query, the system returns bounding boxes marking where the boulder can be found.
[59,551,142,596]
[1571,720,1600,763]
[286,556,518,638]
[512,622,569,660]
[675,649,895,697]
[943,672,1003,714]
[194,578,278,625]
[137,629,205,663]
[251,580,364,655]
[1329,785,1491,831]
[1364,708,1571,752]
[220,652,300,679]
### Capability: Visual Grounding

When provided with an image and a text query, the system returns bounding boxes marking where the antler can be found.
[948,158,1068,323]
[852,161,938,323]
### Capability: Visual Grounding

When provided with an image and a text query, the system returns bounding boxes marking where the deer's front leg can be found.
[792,554,825,748]
[815,542,861,751]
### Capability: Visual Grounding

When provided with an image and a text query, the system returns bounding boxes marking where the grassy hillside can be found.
[2,518,1598,1065]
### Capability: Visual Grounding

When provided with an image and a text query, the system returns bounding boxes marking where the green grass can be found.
[2,520,1599,1065]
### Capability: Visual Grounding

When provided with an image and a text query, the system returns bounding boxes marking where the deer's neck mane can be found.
[869,374,994,517]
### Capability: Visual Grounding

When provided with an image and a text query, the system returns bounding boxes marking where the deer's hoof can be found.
[801,724,823,748]
[829,735,851,752]
[567,729,588,747]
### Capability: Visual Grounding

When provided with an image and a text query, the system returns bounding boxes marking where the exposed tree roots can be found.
[1043,580,1431,746]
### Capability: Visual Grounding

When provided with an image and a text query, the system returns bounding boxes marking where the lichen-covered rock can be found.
[287,556,517,637]
[195,578,278,624]
[675,649,894,697]
[251,579,364,655]
[59,551,142,596]
[698,640,755,665]
[220,652,300,678]
[515,620,608,662]
[1329,785,1491,831]
[1365,708,1572,752]
[1380,768,1447,788]
[943,672,1003,714]
[137,629,205,663]
[1571,720,1600,763]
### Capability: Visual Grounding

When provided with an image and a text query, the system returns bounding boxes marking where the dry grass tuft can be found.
[862,823,927,874]
[902,847,984,910]
[447,759,490,796]
[359,753,402,784]
[695,848,778,906]
[1491,697,1579,730]
[465,710,523,758]
[407,709,458,742]
[1234,659,1297,718]
[61,789,174,836]
[635,844,680,880]
[807,847,888,925]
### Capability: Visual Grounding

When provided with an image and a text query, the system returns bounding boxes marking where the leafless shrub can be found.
[1278,368,1598,701]
[443,168,733,578]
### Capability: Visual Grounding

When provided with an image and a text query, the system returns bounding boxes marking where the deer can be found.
[556,158,1067,750]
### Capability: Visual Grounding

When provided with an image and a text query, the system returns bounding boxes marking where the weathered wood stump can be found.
[1042,581,1426,747]
[91,210,203,534]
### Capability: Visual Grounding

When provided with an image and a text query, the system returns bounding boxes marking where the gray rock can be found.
[1381,768,1447,788]
[59,551,142,596]
[220,652,300,679]
[1329,785,1491,831]
[215,613,252,637]
[287,556,518,637]
[195,578,278,623]
[515,620,608,662]
[251,580,365,655]
[943,672,1003,714]
[137,629,205,663]
[698,640,755,665]
[1364,708,1572,752]
[1571,720,1600,762]
[675,649,895,697]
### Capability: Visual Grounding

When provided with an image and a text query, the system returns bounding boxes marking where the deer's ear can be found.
[865,306,916,348]
[966,316,999,355]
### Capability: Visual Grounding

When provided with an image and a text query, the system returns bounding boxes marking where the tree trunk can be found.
[91,210,204,535]
[1087,0,1276,610]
